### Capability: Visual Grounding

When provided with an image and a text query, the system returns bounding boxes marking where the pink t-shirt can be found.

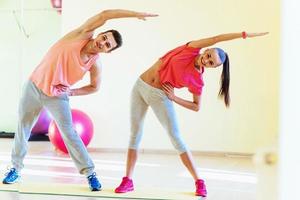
[30,39,99,96]
[159,43,204,95]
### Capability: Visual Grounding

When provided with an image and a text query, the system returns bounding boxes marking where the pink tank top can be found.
[159,43,204,95]
[30,39,99,96]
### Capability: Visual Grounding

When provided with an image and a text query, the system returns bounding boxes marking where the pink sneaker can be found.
[115,177,134,193]
[195,179,207,197]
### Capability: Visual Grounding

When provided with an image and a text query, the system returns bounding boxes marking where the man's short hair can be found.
[101,29,122,52]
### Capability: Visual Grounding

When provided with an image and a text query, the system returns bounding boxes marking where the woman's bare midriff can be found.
[140,60,163,89]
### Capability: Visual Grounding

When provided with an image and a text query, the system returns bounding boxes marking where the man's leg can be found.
[4,81,43,184]
[43,93,100,191]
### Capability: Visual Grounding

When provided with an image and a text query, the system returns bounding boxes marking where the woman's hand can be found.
[246,32,269,38]
[162,83,175,101]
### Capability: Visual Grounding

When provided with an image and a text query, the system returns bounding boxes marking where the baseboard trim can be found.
[88,147,253,158]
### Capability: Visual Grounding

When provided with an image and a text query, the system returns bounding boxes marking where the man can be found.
[2,9,157,191]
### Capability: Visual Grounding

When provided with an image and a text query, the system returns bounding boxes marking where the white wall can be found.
[279,0,300,199]
[0,0,22,132]
[0,0,279,154]
[62,0,280,153]
[0,0,61,132]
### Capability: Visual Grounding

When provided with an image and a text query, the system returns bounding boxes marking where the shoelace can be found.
[4,168,16,177]
[196,180,205,189]
[88,172,98,183]
[88,172,96,178]
[119,178,131,187]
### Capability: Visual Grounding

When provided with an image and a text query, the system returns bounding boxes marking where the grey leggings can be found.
[11,80,94,175]
[129,78,188,153]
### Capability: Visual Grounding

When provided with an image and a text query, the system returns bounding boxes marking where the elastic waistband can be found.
[136,77,164,93]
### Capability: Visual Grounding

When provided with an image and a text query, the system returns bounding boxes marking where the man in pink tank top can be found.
[2,9,158,192]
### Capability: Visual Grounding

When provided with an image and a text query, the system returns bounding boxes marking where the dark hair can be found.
[218,53,230,107]
[102,29,123,52]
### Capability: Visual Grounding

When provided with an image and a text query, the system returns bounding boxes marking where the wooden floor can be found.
[0,138,256,200]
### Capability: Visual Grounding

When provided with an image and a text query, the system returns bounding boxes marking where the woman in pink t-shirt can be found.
[115,31,268,197]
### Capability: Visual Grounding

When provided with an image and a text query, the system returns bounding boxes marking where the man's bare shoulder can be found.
[60,29,93,42]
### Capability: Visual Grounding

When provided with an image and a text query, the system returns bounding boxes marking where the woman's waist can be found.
[140,71,162,90]
[140,60,163,89]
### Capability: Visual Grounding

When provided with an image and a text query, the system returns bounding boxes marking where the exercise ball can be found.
[31,109,52,135]
[48,109,94,154]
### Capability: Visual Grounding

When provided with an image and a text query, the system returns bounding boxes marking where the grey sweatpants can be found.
[11,80,94,175]
[129,78,188,153]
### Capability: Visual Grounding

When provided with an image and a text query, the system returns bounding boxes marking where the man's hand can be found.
[53,84,71,96]
[136,12,159,20]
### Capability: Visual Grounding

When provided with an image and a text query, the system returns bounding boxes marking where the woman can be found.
[115,31,268,197]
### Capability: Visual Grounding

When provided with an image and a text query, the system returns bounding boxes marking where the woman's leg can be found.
[179,151,200,180]
[126,81,149,178]
[125,149,138,178]
[150,90,207,197]
[149,90,200,180]
[115,79,149,193]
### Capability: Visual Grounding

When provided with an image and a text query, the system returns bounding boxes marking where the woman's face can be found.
[197,48,222,68]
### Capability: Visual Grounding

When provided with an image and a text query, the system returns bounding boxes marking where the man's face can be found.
[93,32,117,53]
